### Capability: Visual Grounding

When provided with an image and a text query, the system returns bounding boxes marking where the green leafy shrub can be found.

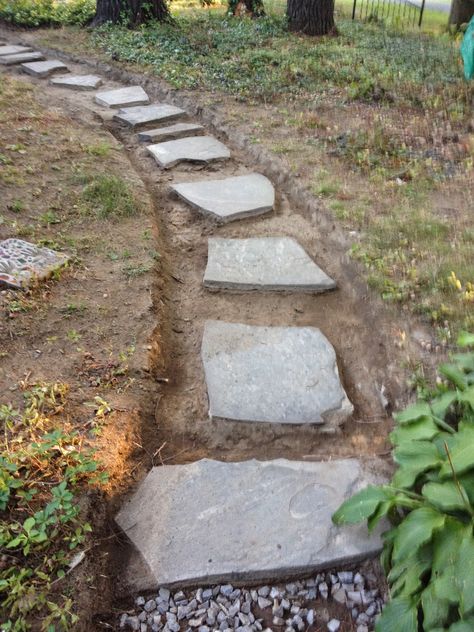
[0,382,108,631]
[333,331,474,631]
[0,0,95,27]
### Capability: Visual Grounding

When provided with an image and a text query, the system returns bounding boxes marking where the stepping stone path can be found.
[202,321,353,427]
[0,239,69,289]
[95,85,150,108]
[204,237,336,292]
[0,51,45,65]
[114,103,186,129]
[172,173,274,222]
[21,59,69,78]
[116,458,383,589]
[148,136,231,169]
[138,122,204,143]
[0,45,32,56]
[50,74,103,90]
[1,43,383,620]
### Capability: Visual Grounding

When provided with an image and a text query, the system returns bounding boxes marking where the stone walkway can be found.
[0,43,385,632]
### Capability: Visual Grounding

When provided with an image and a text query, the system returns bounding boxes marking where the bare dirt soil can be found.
[0,32,442,631]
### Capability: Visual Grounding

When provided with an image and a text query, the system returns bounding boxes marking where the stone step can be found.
[114,103,185,129]
[0,239,69,289]
[21,59,69,78]
[0,52,45,66]
[95,85,150,109]
[171,173,274,222]
[115,457,383,590]
[0,45,32,56]
[50,74,103,91]
[202,321,352,428]
[147,136,230,169]
[204,237,336,292]
[137,122,204,143]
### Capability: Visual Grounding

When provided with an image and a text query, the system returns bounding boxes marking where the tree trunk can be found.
[93,0,170,26]
[448,0,474,26]
[229,0,265,17]
[287,0,335,36]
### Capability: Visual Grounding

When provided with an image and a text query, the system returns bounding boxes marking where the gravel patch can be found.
[118,568,386,632]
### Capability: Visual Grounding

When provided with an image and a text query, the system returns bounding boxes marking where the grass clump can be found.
[0,382,107,631]
[81,174,139,219]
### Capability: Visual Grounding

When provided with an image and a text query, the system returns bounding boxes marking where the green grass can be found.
[89,5,465,108]
[81,174,139,218]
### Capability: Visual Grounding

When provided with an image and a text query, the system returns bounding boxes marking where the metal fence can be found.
[352,0,427,27]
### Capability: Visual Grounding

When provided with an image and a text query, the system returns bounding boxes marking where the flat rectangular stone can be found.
[95,85,149,108]
[0,45,32,56]
[137,122,204,142]
[204,238,336,292]
[116,458,384,589]
[147,136,230,169]
[114,103,186,129]
[202,321,353,428]
[172,173,274,222]
[50,74,103,91]
[0,52,45,66]
[21,60,69,78]
[0,239,69,289]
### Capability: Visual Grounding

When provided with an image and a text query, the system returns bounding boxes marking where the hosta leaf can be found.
[392,506,445,565]
[439,363,468,390]
[389,546,432,599]
[394,401,432,425]
[433,569,460,604]
[459,472,474,504]
[367,499,393,532]
[375,597,418,632]
[332,485,393,525]
[381,527,397,575]
[393,441,441,488]
[422,480,470,512]
[449,619,474,632]
[431,391,457,419]
[422,581,450,630]
[456,530,474,616]
[458,386,474,410]
[440,426,474,477]
[432,517,465,575]
[390,416,440,446]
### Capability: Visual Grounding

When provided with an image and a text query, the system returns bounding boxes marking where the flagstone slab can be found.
[172,173,273,221]
[0,45,32,56]
[202,321,353,427]
[114,103,185,129]
[115,457,383,589]
[137,122,204,142]
[50,74,103,91]
[204,237,336,292]
[0,52,45,66]
[21,59,69,78]
[0,239,69,289]
[95,85,149,108]
[148,136,230,169]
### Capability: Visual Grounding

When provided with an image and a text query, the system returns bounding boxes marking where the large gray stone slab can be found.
[0,52,45,66]
[0,45,32,56]
[137,122,204,142]
[202,321,353,427]
[95,85,149,108]
[0,239,69,289]
[204,237,336,292]
[171,173,273,221]
[50,74,103,91]
[114,103,185,129]
[21,59,69,78]
[116,458,383,588]
[147,136,230,169]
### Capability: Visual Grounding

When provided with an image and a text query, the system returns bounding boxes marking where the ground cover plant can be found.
[333,331,474,631]
[0,0,95,27]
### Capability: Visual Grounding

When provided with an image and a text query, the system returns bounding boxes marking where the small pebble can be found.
[327,620,341,632]
[257,597,272,609]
